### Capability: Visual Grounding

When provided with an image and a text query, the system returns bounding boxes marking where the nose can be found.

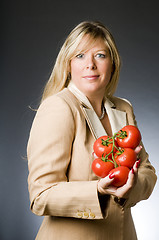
[86,56,97,70]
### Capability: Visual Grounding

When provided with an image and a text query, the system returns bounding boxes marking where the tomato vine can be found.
[92,125,141,184]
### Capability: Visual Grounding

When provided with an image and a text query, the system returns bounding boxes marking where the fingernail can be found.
[92,152,95,156]
[136,159,141,168]
[131,168,135,174]
[109,173,115,179]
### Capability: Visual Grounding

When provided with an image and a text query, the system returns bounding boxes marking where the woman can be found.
[27,21,157,240]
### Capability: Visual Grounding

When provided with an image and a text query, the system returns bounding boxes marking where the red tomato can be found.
[93,136,118,158]
[116,125,141,149]
[109,166,130,187]
[115,148,137,169]
[92,158,114,178]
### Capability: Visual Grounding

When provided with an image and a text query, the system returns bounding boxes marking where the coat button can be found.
[83,212,89,218]
[76,211,83,218]
[90,212,95,219]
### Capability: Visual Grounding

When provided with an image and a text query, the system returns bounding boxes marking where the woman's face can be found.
[70,36,113,98]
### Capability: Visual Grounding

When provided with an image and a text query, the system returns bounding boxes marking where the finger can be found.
[127,160,140,187]
[106,186,117,195]
[129,168,135,179]
[103,174,117,194]
[109,172,115,180]
[134,145,142,155]
[92,152,98,159]
[98,175,115,194]
[126,168,136,187]
[133,159,141,172]
[113,170,135,198]
[100,174,115,186]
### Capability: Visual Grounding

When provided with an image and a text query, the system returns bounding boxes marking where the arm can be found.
[98,100,157,208]
[123,143,157,208]
[27,95,103,219]
[124,101,157,208]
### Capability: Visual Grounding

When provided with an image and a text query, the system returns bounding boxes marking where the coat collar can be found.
[104,99,127,137]
[68,82,127,139]
[68,81,93,109]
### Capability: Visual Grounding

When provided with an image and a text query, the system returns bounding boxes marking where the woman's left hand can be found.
[112,145,142,199]
[111,159,140,199]
[97,145,142,199]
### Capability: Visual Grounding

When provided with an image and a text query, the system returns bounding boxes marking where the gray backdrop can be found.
[1,0,159,239]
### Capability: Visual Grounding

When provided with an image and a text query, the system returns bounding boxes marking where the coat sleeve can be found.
[115,99,157,209]
[27,95,103,219]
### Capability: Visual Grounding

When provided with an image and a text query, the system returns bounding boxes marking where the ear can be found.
[111,62,115,75]
[67,72,71,80]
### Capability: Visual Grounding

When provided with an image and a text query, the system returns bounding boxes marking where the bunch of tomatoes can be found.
[92,125,141,187]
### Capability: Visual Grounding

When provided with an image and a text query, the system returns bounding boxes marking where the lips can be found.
[83,75,100,80]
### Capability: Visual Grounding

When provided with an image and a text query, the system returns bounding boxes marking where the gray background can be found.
[1,0,159,239]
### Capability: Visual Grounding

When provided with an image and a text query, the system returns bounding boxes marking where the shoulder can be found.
[36,88,80,120]
[108,96,133,112]
[35,89,73,117]
[109,96,137,125]
[40,88,80,110]
[30,89,76,134]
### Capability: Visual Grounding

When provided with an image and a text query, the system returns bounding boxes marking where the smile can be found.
[83,75,100,80]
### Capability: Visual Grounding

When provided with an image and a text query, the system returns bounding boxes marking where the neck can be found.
[68,81,105,117]
[87,94,104,118]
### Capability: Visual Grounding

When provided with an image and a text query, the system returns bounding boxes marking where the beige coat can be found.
[27,86,157,240]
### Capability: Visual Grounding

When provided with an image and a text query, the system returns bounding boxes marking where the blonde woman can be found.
[27,21,157,240]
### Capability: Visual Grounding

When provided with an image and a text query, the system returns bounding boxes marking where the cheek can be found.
[71,61,82,77]
[101,66,112,85]
[103,62,113,77]
[70,61,77,74]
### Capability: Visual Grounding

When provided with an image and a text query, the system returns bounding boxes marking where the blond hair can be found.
[41,21,121,102]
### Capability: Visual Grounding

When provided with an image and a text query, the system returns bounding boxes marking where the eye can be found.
[96,53,106,58]
[76,53,84,58]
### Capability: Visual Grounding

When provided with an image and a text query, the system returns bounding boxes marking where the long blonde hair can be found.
[41,21,121,102]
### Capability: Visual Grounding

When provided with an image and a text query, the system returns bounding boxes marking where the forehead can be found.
[76,35,109,53]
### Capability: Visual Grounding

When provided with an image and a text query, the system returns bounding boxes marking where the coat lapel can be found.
[67,81,127,139]
[81,107,107,139]
[82,100,127,140]
[104,98,127,136]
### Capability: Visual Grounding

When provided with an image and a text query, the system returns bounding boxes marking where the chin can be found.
[83,87,104,97]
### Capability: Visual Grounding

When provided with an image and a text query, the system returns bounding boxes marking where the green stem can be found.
[101,133,125,168]
[102,134,121,168]
[111,135,119,168]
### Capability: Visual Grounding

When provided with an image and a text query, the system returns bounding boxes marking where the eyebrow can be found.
[98,48,107,50]
[83,49,108,53]
[74,48,108,57]
[96,49,107,52]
